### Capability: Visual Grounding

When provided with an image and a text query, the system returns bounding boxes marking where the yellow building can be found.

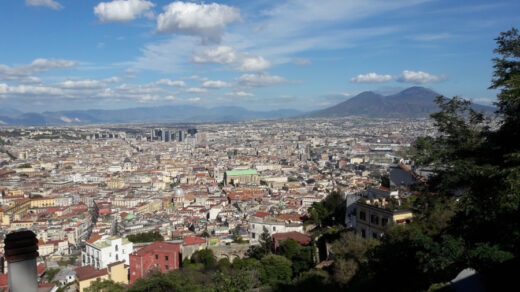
[107,177,124,189]
[30,197,56,208]
[75,261,128,292]
[136,199,163,214]
[356,199,413,239]
[107,261,129,285]
[5,198,30,221]
[5,189,24,196]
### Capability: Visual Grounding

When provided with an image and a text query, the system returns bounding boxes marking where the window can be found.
[382,217,388,227]
[373,232,378,239]
[165,265,169,270]
[116,254,119,261]
[155,254,159,260]
[359,211,366,221]
[361,229,366,238]
[165,255,169,261]
[370,215,379,225]
[252,233,256,239]
[115,245,118,251]
[272,226,276,231]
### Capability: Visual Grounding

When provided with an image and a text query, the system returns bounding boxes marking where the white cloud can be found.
[226,91,254,97]
[292,58,311,66]
[236,91,254,97]
[182,75,208,81]
[471,97,495,105]
[0,58,78,84]
[238,55,270,72]
[185,87,207,93]
[26,0,63,10]
[236,72,287,88]
[29,58,78,72]
[192,46,236,64]
[103,76,124,83]
[350,73,393,83]
[350,70,445,84]
[153,78,186,87]
[156,1,241,44]
[411,33,453,41]
[192,46,271,72]
[124,68,141,74]
[94,0,155,23]
[202,80,230,88]
[165,95,180,101]
[58,80,105,89]
[396,70,446,84]
[187,97,201,102]
[0,83,64,96]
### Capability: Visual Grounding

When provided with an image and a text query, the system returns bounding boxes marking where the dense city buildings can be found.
[0,117,436,290]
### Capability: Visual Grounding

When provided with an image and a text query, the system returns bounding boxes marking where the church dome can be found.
[173,188,185,198]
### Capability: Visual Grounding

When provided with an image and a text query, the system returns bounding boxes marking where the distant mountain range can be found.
[308,86,494,118]
[0,87,495,125]
[0,105,303,126]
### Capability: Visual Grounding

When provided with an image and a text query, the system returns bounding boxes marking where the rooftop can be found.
[226,169,258,176]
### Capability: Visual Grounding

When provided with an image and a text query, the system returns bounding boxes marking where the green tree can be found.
[407,28,520,269]
[127,232,164,243]
[260,254,292,284]
[191,249,216,268]
[84,279,125,292]
[45,268,60,283]
[246,227,273,259]
[217,258,231,270]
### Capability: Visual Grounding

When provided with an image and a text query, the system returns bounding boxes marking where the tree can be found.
[407,28,520,269]
[127,232,164,243]
[45,268,60,283]
[246,227,273,259]
[260,254,292,284]
[84,279,125,292]
[306,191,346,226]
[191,249,216,268]
[278,239,314,275]
[217,258,231,270]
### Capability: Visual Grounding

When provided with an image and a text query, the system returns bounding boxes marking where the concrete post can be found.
[4,230,39,292]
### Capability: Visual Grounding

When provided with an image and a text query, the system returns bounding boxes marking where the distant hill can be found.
[308,86,495,118]
[0,105,303,126]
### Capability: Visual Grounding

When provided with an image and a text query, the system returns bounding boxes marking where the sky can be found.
[0,0,519,112]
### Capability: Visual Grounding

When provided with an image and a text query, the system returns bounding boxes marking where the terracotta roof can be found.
[272,231,311,245]
[107,261,125,268]
[75,266,108,281]
[183,236,205,246]
[86,234,102,243]
[252,211,269,218]
[133,241,181,257]
[37,263,46,275]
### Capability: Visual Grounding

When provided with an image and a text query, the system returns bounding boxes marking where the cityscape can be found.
[1,1,519,292]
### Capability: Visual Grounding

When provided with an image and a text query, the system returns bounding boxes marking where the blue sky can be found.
[0,0,518,112]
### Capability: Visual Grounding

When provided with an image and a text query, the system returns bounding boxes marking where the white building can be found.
[248,213,303,245]
[82,235,133,269]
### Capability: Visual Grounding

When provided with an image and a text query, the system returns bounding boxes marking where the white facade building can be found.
[82,235,133,269]
[248,215,303,245]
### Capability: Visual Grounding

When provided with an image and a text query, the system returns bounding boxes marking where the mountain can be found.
[309,86,495,118]
[0,105,303,126]
[0,107,22,117]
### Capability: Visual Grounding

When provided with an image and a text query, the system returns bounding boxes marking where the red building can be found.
[129,241,181,284]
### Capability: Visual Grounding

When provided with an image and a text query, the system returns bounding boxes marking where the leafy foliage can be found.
[307,191,346,226]
[127,232,164,243]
